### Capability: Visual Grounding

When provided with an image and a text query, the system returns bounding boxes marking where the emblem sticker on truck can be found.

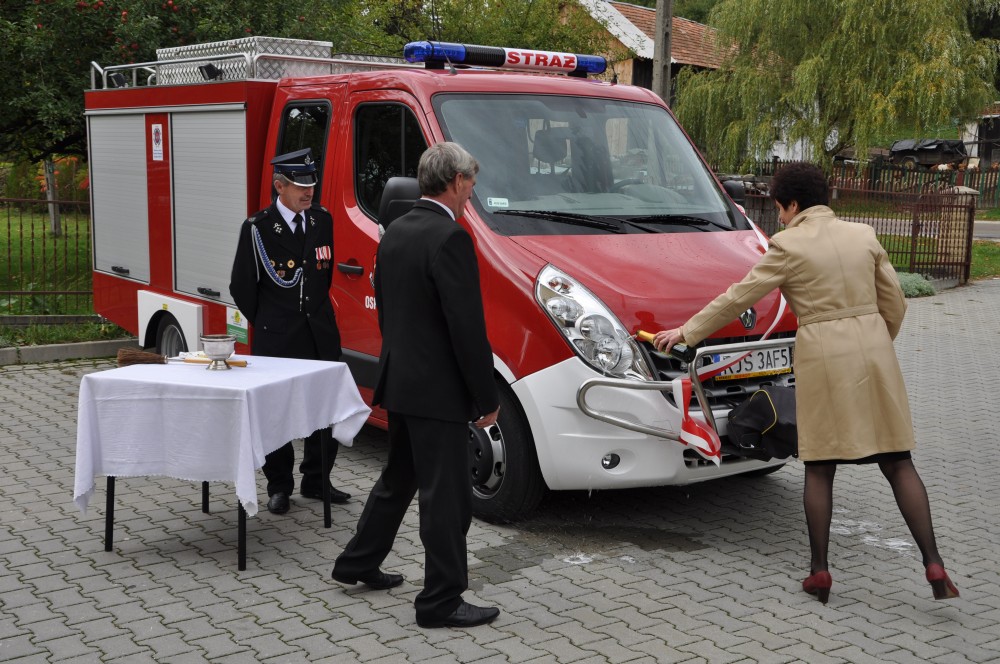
[487,197,509,208]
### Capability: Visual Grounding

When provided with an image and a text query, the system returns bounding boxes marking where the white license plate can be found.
[712,347,793,381]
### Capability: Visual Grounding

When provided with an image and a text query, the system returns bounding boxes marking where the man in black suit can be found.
[229,148,350,515]
[331,142,501,629]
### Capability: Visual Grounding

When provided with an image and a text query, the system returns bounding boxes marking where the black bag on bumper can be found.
[726,386,798,461]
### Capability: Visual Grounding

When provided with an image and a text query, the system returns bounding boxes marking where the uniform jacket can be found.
[373,200,499,423]
[229,203,341,361]
[681,205,913,461]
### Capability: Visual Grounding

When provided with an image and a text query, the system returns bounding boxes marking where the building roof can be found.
[579,0,725,68]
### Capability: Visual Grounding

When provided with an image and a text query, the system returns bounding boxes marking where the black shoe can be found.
[300,484,350,504]
[417,601,500,628]
[267,492,290,515]
[331,567,404,590]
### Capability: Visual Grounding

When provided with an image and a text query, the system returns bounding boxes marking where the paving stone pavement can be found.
[1,279,999,663]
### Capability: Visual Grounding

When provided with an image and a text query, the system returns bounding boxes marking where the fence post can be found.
[963,197,976,284]
[44,159,62,238]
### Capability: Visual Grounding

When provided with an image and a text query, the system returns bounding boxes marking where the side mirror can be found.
[722,179,746,206]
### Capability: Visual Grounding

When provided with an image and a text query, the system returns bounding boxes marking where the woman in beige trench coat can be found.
[653,162,958,604]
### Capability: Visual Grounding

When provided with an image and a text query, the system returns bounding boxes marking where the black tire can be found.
[468,381,545,523]
[900,156,918,170]
[155,314,188,357]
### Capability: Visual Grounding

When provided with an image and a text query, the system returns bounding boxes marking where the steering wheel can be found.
[609,178,645,193]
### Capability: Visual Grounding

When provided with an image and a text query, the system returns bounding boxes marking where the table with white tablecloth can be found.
[74,355,371,569]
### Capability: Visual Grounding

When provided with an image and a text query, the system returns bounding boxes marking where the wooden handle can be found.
[636,330,656,343]
[182,357,248,367]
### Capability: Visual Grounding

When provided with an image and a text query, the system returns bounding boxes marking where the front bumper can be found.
[511,357,783,491]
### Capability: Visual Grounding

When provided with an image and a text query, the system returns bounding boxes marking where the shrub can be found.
[896,272,936,297]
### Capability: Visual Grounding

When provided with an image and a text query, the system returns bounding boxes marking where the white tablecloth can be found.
[74,355,371,517]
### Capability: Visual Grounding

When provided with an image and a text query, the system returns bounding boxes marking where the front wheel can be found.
[468,381,545,523]
[155,314,188,357]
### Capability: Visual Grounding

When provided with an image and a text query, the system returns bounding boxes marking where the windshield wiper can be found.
[624,214,732,231]
[493,209,623,233]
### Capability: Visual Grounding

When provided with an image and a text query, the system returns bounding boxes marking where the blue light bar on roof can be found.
[404,41,607,76]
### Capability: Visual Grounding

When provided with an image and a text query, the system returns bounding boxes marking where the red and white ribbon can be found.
[669,220,789,464]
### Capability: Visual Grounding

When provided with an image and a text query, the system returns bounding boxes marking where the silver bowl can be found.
[200,334,237,370]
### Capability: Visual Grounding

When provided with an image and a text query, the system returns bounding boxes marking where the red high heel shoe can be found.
[802,570,832,604]
[925,564,960,600]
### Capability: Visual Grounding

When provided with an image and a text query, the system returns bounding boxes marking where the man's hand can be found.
[653,328,684,354]
[475,407,500,428]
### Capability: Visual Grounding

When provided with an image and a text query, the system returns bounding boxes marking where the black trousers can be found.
[333,413,470,622]
[262,427,338,496]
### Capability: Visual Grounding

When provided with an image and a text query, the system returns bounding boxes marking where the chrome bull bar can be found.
[576,337,795,441]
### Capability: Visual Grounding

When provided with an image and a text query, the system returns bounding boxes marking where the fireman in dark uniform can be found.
[229,148,350,514]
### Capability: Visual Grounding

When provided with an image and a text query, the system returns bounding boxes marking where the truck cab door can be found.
[328,91,430,392]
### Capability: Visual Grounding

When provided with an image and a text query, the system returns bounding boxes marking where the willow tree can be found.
[673,0,1000,170]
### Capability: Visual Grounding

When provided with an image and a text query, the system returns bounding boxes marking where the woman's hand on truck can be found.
[637,328,684,354]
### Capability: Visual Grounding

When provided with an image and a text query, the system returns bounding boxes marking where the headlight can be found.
[535,264,653,380]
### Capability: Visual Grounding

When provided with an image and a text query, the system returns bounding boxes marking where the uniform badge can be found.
[269,260,276,267]
[273,222,283,235]
[316,262,323,270]
[322,261,330,269]
[315,246,331,261]
[287,259,296,269]
[277,269,286,278]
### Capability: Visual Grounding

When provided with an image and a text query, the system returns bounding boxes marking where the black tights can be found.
[803,457,943,573]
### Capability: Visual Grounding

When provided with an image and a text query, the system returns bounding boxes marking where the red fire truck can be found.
[86,37,797,522]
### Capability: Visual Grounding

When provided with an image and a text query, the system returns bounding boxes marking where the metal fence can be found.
[0,198,93,315]
[739,158,1000,209]
[0,186,977,319]
[743,187,976,285]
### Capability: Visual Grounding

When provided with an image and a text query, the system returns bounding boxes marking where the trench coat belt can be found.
[798,304,880,326]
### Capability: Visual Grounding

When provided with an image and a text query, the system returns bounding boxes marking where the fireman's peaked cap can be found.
[271,148,318,186]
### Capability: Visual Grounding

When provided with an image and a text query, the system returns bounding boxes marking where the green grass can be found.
[978,207,1000,221]
[971,239,1000,281]
[1,206,93,315]
[0,320,132,348]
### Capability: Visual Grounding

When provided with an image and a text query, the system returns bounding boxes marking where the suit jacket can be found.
[229,203,341,361]
[681,205,913,462]
[373,200,499,423]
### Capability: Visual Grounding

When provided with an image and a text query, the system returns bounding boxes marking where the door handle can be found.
[197,287,221,297]
[111,265,130,275]
[336,263,364,275]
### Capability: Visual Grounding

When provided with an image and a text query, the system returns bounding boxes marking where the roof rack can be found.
[90,36,416,90]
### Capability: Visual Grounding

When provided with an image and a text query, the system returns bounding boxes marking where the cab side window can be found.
[354,104,427,220]
[277,102,331,200]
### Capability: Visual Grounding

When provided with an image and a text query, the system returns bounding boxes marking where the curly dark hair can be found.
[770,162,829,210]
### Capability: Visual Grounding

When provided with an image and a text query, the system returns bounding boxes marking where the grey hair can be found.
[417,142,479,196]
[273,173,294,187]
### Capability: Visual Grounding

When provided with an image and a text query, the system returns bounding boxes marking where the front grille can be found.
[640,331,797,411]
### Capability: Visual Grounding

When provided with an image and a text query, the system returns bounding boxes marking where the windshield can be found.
[433,93,743,235]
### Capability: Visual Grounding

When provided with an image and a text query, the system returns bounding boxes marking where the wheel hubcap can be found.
[468,423,505,498]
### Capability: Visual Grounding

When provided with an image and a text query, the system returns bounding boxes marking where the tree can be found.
[1,0,613,168]
[673,0,1000,170]
[332,0,615,61]
[0,0,345,165]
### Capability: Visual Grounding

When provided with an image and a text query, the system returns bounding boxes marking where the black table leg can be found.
[202,481,209,513]
[104,476,115,552]
[322,429,331,529]
[238,502,246,571]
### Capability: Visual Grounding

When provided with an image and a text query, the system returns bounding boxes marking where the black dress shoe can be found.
[267,492,290,515]
[416,601,500,628]
[331,567,404,590]
[300,484,350,504]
